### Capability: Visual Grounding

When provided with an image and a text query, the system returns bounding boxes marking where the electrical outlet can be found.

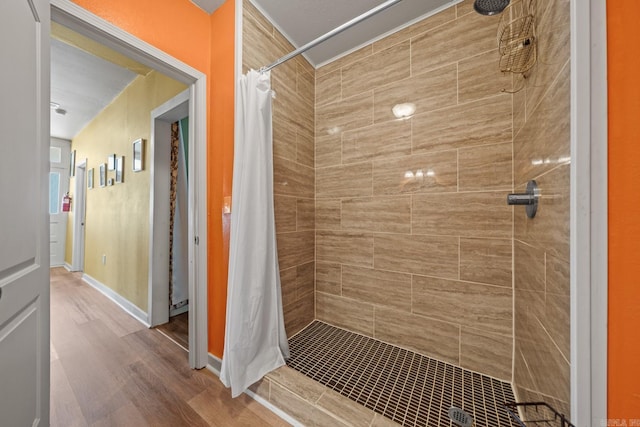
[102,254,106,265]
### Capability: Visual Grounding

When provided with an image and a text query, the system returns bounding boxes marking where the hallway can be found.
[50,267,289,426]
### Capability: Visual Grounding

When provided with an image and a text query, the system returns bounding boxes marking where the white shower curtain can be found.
[171,119,189,307]
[220,69,289,398]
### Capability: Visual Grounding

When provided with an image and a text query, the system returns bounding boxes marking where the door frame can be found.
[148,90,190,328]
[70,159,86,271]
[51,0,209,369]
[571,0,608,423]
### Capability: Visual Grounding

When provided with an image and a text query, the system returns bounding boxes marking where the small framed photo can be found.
[132,138,144,172]
[115,156,124,183]
[69,150,76,177]
[107,153,116,171]
[99,163,106,187]
[87,168,94,189]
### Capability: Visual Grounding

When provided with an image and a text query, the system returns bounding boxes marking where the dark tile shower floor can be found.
[287,321,519,427]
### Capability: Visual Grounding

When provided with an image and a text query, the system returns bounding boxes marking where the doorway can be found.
[51,0,208,369]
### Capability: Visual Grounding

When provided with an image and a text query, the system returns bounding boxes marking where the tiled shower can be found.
[242,0,571,423]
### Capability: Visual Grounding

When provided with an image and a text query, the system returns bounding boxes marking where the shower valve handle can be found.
[507,180,539,218]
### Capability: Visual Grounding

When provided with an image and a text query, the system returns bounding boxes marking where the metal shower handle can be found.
[507,180,539,218]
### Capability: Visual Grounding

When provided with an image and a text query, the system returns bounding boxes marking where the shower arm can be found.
[260,0,404,73]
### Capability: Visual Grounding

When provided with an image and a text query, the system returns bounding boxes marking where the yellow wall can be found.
[65,70,186,311]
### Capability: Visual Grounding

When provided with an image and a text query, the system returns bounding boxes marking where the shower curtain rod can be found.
[260,0,404,73]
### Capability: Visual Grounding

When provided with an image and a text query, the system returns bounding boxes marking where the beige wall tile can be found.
[514,63,570,186]
[316,389,376,427]
[541,292,570,362]
[374,234,458,279]
[269,382,349,427]
[373,64,457,123]
[274,156,314,198]
[513,346,537,392]
[316,163,373,199]
[412,275,512,336]
[412,192,513,238]
[316,263,342,295]
[317,230,374,267]
[372,7,456,53]
[317,45,373,77]
[297,129,314,169]
[456,0,475,17]
[277,231,315,270]
[297,261,315,298]
[412,94,512,154]
[411,11,499,74]
[458,143,513,191]
[514,239,545,292]
[374,306,460,365]
[296,198,315,231]
[296,65,314,99]
[513,75,527,137]
[315,199,341,230]
[284,291,314,336]
[280,266,297,308]
[514,165,570,261]
[273,82,314,136]
[316,293,374,336]
[342,41,411,99]
[316,91,373,136]
[267,366,325,404]
[517,321,570,402]
[524,2,570,117]
[458,49,513,103]
[342,266,411,312]
[316,133,342,168]
[460,238,512,287]
[514,288,544,343]
[546,253,569,296]
[242,8,276,72]
[373,151,458,195]
[342,120,411,164]
[273,116,297,162]
[460,328,512,381]
[341,196,411,234]
[274,195,296,233]
[316,69,342,107]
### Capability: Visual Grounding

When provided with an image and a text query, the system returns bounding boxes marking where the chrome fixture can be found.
[507,180,539,218]
[473,0,510,15]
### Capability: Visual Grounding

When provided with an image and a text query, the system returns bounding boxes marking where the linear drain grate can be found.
[287,321,519,427]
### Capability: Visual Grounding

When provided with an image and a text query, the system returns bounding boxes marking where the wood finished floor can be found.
[50,267,290,427]
[156,312,189,350]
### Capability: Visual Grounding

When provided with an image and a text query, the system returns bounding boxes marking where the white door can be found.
[50,138,70,267]
[0,0,51,425]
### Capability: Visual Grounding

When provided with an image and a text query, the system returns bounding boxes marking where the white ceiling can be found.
[50,38,136,141]
[248,0,458,66]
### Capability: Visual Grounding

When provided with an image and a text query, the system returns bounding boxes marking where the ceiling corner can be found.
[190,0,226,14]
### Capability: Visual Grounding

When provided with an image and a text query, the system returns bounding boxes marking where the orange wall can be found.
[608,0,640,418]
[71,0,235,357]
[209,0,235,358]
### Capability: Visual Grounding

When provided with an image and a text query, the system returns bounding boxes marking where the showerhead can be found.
[473,0,510,15]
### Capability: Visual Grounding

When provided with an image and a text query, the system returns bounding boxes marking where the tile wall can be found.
[314,0,514,381]
[242,0,316,337]
[511,0,571,415]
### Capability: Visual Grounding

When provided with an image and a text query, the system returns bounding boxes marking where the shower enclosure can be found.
[240,0,571,424]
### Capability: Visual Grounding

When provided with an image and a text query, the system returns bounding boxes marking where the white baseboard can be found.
[206,354,301,426]
[82,273,150,327]
[63,263,73,271]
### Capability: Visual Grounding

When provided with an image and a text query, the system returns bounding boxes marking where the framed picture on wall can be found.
[115,156,124,183]
[132,138,144,172]
[87,168,94,189]
[99,163,106,187]
[107,153,116,171]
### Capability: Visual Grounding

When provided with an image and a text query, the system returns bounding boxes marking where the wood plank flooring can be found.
[50,267,290,427]
[156,312,189,350]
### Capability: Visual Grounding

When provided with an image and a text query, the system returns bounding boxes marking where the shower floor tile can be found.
[287,321,518,427]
